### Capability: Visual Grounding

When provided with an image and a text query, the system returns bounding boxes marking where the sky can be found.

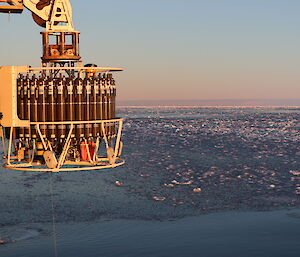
[0,0,299,104]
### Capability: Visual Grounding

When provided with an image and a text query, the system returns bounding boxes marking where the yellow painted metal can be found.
[4,159,125,172]
[0,0,74,31]
[44,151,58,169]
[22,0,53,26]
[30,118,124,126]
[0,126,6,156]
[46,0,74,32]
[0,66,30,128]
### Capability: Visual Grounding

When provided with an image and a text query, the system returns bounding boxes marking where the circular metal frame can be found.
[3,157,125,172]
[1,119,125,173]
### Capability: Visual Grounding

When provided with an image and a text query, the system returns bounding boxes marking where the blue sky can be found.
[0,0,299,102]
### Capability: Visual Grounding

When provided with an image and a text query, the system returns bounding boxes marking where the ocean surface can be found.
[0,107,300,257]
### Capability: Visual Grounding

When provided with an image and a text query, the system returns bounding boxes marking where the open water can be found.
[0,107,300,257]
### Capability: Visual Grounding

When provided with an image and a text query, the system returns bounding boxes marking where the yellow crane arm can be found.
[0,0,74,31]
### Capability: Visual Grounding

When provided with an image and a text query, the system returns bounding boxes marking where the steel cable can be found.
[49,173,58,257]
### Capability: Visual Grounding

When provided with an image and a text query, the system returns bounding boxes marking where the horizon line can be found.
[117,99,300,107]
[117,105,300,108]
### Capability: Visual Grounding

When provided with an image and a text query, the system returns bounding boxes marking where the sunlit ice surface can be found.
[0,107,300,223]
[0,107,300,257]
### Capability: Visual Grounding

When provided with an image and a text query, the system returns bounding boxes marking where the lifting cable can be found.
[49,173,59,257]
